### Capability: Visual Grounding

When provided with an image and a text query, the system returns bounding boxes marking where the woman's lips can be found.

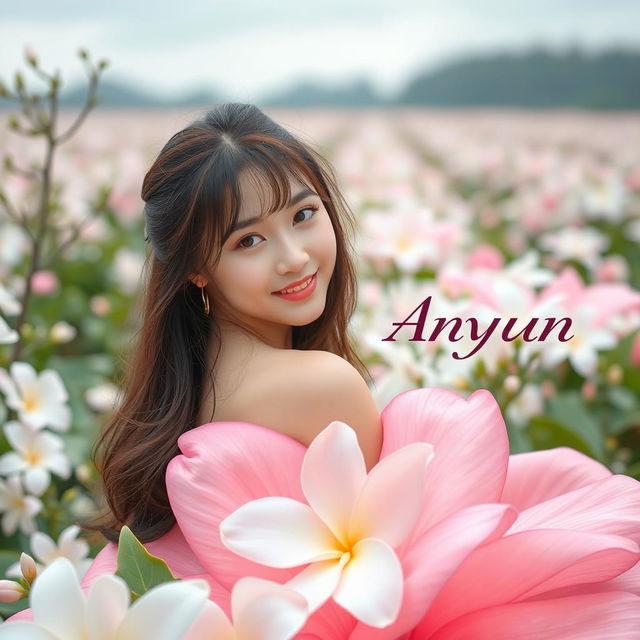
[274,271,316,293]
[272,271,318,300]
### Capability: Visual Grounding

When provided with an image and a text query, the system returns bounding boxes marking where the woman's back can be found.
[198,340,382,472]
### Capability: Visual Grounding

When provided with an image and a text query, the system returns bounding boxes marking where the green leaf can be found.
[606,386,637,412]
[545,393,606,461]
[528,415,601,460]
[608,411,640,436]
[115,526,178,601]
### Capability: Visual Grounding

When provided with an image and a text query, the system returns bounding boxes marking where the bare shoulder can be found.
[248,349,382,471]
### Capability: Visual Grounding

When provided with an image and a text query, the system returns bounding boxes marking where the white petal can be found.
[0,368,22,409]
[10,362,37,400]
[58,525,88,560]
[301,421,367,547]
[45,404,72,431]
[4,421,31,452]
[37,431,65,451]
[0,452,27,474]
[5,560,22,578]
[117,579,209,640]
[3,510,18,536]
[20,409,49,431]
[220,497,342,568]
[348,442,433,548]
[0,622,59,639]
[86,574,129,640]
[25,468,50,496]
[232,577,309,640]
[31,557,87,638]
[571,348,597,377]
[284,555,349,614]
[31,531,58,564]
[46,452,71,479]
[24,496,43,517]
[0,316,19,345]
[37,370,69,404]
[333,537,403,628]
[182,599,235,640]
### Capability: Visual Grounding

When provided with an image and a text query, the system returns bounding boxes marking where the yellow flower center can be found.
[23,394,38,412]
[395,236,412,252]
[25,450,40,465]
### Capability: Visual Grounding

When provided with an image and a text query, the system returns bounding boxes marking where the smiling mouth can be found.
[274,270,317,294]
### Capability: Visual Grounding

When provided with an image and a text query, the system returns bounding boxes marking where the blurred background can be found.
[0,0,639,619]
[2,0,640,108]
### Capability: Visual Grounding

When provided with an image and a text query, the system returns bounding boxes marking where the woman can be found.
[83,102,382,546]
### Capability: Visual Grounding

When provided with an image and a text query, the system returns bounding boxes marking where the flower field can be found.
[0,105,639,623]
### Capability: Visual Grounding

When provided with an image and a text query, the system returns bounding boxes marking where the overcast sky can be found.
[1,0,639,102]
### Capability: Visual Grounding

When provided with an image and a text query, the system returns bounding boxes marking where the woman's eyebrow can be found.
[230,188,318,234]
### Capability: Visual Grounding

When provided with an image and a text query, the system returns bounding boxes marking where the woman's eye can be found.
[293,205,319,224]
[237,234,262,249]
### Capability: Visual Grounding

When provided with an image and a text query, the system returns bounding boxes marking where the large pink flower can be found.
[10,387,640,638]
[162,387,640,637]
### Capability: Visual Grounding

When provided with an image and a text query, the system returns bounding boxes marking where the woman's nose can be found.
[275,234,310,275]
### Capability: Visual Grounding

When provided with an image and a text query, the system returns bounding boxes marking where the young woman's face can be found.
[207,169,337,346]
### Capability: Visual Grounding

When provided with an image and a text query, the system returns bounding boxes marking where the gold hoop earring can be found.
[200,286,210,316]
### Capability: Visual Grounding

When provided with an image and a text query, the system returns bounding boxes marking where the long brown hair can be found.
[80,103,370,543]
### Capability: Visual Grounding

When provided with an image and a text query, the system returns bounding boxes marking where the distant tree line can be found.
[397,47,640,109]
[4,46,637,110]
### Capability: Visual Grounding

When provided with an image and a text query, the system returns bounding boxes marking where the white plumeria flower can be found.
[0,475,42,536]
[0,421,71,495]
[49,321,77,344]
[184,577,308,640]
[502,250,555,289]
[0,557,210,640]
[582,171,628,222]
[506,383,544,428]
[0,283,22,316]
[0,362,71,431]
[0,314,18,344]
[538,306,616,377]
[538,226,609,270]
[6,524,91,581]
[220,422,434,629]
[84,382,120,413]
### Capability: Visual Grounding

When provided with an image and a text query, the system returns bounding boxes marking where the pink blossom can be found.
[595,255,629,282]
[539,267,640,330]
[465,245,504,270]
[30,271,59,296]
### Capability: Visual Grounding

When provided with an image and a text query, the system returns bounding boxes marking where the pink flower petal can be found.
[501,447,611,510]
[507,474,640,544]
[428,591,640,639]
[528,559,640,600]
[301,421,367,548]
[349,503,517,640]
[166,422,309,589]
[416,529,640,634]
[379,388,508,537]
[348,442,433,549]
